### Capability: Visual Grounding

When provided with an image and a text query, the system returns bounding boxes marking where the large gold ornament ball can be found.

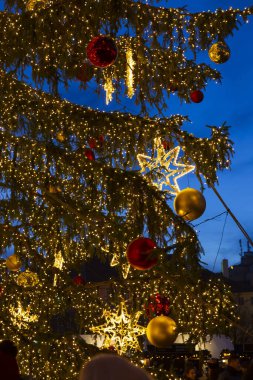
[208,42,230,64]
[17,270,39,288]
[146,316,178,348]
[174,188,206,221]
[6,254,22,271]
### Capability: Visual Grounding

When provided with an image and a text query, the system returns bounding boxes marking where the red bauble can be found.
[76,62,94,82]
[87,36,117,68]
[190,90,204,103]
[73,274,85,285]
[85,148,95,161]
[126,237,158,271]
[88,135,105,149]
[88,137,97,149]
[145,294,170,319]
[99,135,104,146]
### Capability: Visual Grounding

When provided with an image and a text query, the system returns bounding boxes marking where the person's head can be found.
[79,354,153,380]
[240,359,250,373]
[184,364,197,380]
[207,358,219,369]
[0,340,18,357]
[227,355,240,371]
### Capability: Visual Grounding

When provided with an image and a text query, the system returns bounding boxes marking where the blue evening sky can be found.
[2,0,253,270]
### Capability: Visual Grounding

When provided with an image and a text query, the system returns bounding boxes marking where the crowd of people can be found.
[1,339,253,380]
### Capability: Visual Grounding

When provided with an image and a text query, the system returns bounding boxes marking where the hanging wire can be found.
[193,211,227,228]
[212,211,229,271]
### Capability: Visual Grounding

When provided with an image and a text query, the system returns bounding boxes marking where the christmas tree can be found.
[0,0,252,378]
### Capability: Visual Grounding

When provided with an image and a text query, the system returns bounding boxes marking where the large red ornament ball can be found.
[85,148,95,161]
[73,274,85,285]
[87,36,118,68]
[126,237,158,271]
[190,90,204,103]
[145,294,170,319]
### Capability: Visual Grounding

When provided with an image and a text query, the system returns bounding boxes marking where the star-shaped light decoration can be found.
[101,245,130,279]
[90,301,146,354]
[137,138,195,195]
[10,301,38,329]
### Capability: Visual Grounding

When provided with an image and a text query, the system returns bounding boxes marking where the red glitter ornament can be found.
[87,36,117,68]
[88,135,105,149]
[99,135,105,146]
[190,90,204,103]
[76,62,94,83]
[88,137,97,149]
[73,274,85,285]
[126,237,158,271]
[84,148,95,161]
[145,294,170,319]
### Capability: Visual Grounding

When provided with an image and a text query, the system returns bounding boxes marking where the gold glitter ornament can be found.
[174,187,206,221]
[17,270,39,288]
[208,42,230,64]
[26,0,48,11]
[56,132,66,142]
[146,315,178,348]
[103,75,115,105]
[126,45,135,98]
[6,254,22,271]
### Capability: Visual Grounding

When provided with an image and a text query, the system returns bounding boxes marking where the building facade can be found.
[222,248,253,352]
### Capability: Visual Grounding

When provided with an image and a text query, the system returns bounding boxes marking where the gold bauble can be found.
[48,185,61,194]
[174,188,206,221]
[208,42,230,64]
[56,132,66,142]
[17,270,39,288]
[6,254,22,271]
[26,0,47,11]
[146,316,178,348]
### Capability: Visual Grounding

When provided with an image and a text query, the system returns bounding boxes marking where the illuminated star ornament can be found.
[90,301,146,354]
[137,138,195,195]
[101,245,130,279]
[10,301,38,329]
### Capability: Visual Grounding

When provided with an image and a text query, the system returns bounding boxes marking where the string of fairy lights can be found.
[0,0,251,378]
